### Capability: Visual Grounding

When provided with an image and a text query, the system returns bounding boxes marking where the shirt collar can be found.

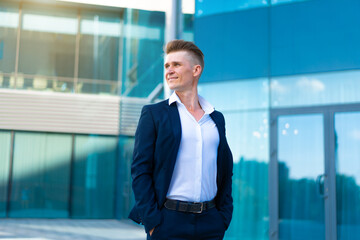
[198,95,215,114]
[168,91,180,105]
[168,92,215,114]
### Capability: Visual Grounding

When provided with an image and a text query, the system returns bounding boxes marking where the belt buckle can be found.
[194,202,203,214]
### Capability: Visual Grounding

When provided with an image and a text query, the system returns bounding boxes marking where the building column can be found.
[164,0,183,99]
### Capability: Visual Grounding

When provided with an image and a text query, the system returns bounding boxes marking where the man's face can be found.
[164,51,199,92]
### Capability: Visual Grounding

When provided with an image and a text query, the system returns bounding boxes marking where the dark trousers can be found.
[147,207,226,240]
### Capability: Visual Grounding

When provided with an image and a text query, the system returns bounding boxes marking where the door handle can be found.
[316,174,328,199]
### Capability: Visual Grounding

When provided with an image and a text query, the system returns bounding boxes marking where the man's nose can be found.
[166,67,175,74]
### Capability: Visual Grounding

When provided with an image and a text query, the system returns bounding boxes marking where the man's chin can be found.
[168,85,177,91]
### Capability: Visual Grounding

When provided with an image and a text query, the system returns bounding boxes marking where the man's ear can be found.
[193,65,202,77]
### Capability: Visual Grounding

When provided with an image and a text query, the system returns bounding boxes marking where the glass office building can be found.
[2,0,360,240]
[195,0,360,240]
[0,0,193,221]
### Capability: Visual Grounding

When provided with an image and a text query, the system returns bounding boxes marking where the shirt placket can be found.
[194,121,202,202]
[180,103,203,202]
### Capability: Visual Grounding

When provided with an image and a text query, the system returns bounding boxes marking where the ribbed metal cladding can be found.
[119,97,150,136]
[0,89,120,135]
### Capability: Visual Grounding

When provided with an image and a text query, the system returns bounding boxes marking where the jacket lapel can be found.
[168,100,182,154]
[210,111,225,143]
[210,111,225,185]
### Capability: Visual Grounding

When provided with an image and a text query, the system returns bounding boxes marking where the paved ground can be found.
[0,219,146,240]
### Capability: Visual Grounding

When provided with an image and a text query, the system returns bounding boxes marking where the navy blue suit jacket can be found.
[129,99,233,233]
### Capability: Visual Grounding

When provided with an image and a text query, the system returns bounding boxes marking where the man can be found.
[129,40,233,240]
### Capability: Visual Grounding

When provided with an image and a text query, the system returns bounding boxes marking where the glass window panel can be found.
[18,4,76,78]
[224,111,269,240]
[278,114,325,240]
[195,9,269,83]
[51,78,74,93]
[115,136,135,219]
[0,131,11,218]
[9,132,72,218]
[196,0,268,17]
[183,13,194,42]
[198,78,269,111]
[72,135,117,218]
[121,9,165,98]
[76,79,117,95]
[271,0,310,5]
[78,11,121,85]
[15,75,74,92]
[270,0,360,77]
[271,70,360,108]
[0,3,18,75]
[335,112,360,239]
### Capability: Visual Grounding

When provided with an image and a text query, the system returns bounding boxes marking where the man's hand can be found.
[149,227,155,236]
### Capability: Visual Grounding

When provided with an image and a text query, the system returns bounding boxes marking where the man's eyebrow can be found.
[165,61,182,65]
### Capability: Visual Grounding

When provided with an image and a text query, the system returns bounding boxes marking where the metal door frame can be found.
[269,103,360,240]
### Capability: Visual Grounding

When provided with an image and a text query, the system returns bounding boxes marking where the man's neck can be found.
[175,90,202,113]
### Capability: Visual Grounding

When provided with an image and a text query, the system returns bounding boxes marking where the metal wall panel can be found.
[0,89,120,135]
[119,96,149,136]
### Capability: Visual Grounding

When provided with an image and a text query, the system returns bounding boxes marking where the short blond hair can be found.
[164,39,204,70]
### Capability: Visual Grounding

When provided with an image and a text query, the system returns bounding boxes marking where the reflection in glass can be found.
[22,13,77,34]
[0,131,11,218]
[78,11,121,86]
[183,13,194,42]
[51,78,74,93]
[18,4,76,78]
[223,111,269,240]
[76,78,116,95]
[198,78,269,112]
[10,132,72,218]
[121,9,165,98]
[271,0,309,5]
[271,70,360,108]
[0,3,18,74]
[196,0,268,17]
[196,78,269,239]
[335,112,360,239]
[71,135,117,218]
[115,137,135,219]
[15,75,74,92]
[225,111,269,163]
[1,3,168,96]
[278,114,325,240]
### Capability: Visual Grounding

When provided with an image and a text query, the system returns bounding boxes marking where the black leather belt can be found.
[164,199,216,214]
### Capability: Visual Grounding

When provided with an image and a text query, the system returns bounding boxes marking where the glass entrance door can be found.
[335,112,360,240]
[270,107,360,240]
[277,114,326,240]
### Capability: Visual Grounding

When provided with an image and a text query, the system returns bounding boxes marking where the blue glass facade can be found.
[0,0,166,221]
[195,0,360,239]
[3,0,360,239]
[121,9,165,98]
[0,0,197,224]
[0,2,166,96]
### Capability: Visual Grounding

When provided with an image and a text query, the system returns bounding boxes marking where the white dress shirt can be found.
[166,92,220,202]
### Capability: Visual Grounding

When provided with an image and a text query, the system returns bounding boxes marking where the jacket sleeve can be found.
[131,105,161,233]
[219,157,233,230]
[218,112,234,230]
